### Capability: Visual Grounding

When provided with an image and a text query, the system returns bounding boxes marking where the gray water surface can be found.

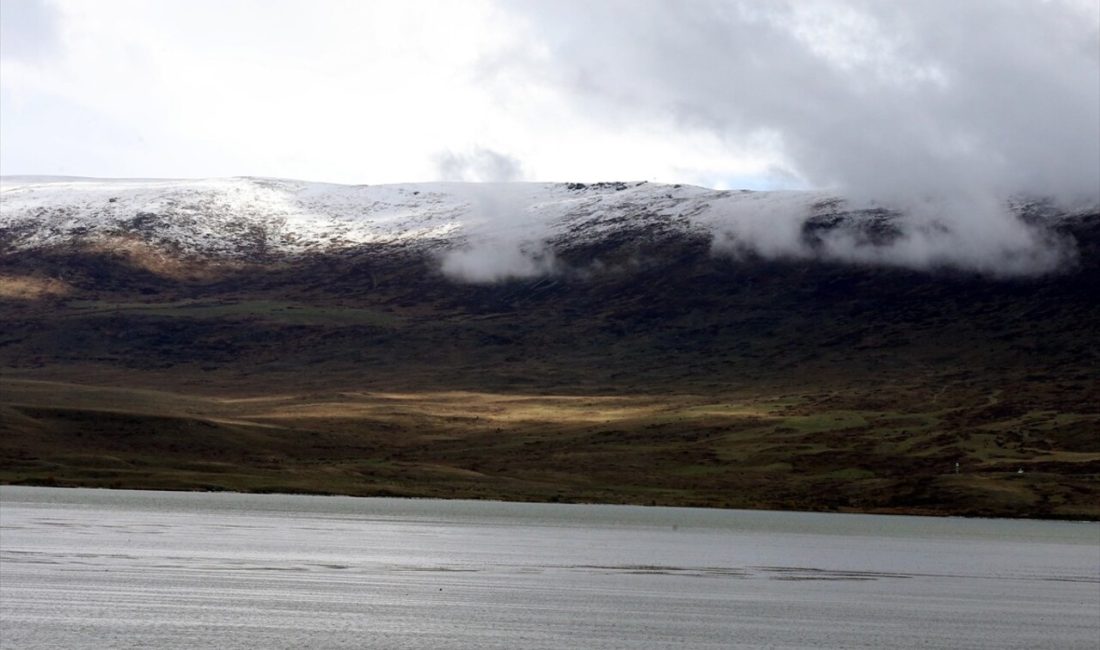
[1,486,1097,649]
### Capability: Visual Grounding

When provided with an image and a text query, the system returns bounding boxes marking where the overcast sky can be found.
[1,0,1097,196]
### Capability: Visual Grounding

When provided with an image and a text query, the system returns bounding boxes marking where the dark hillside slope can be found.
[1,214,1097,517]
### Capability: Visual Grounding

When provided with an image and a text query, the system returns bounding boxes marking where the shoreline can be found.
[5,480,1096,523]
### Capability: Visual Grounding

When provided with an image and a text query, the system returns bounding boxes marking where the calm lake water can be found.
[1,487,1097,649]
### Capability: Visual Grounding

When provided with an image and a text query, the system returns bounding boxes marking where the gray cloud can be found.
[499,0,1099,200]
[435,147,525,182]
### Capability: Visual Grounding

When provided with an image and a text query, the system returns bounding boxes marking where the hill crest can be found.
[3,176,1095,279]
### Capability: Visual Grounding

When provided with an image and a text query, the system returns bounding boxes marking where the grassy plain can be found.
[3,375,1096,518]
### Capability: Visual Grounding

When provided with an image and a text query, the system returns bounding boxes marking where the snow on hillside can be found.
[0,176,820,258]
[0,176,1089,278]
[0,177,717,255]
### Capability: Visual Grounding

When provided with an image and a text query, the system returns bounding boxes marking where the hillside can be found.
[1,177,1097,518]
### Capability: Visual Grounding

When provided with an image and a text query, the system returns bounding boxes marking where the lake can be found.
[1,486,1097,649]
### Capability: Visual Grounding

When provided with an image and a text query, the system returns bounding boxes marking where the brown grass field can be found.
[3,373,1097,519]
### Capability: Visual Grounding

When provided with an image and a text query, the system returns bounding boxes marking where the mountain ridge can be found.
[3,176,1095,278]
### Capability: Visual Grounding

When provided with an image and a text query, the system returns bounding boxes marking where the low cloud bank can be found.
[704,192,1082,276]
[436,185,1091,284]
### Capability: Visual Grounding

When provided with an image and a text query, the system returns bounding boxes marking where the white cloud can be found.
[0,0,778,185]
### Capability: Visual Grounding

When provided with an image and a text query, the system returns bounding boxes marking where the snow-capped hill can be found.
[0,176,735,256]
[1,176,1093,277]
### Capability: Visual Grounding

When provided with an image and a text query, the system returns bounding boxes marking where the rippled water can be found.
[1,487,1097,649]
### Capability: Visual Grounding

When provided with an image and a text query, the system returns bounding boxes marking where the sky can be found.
[1,0,1098,198]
